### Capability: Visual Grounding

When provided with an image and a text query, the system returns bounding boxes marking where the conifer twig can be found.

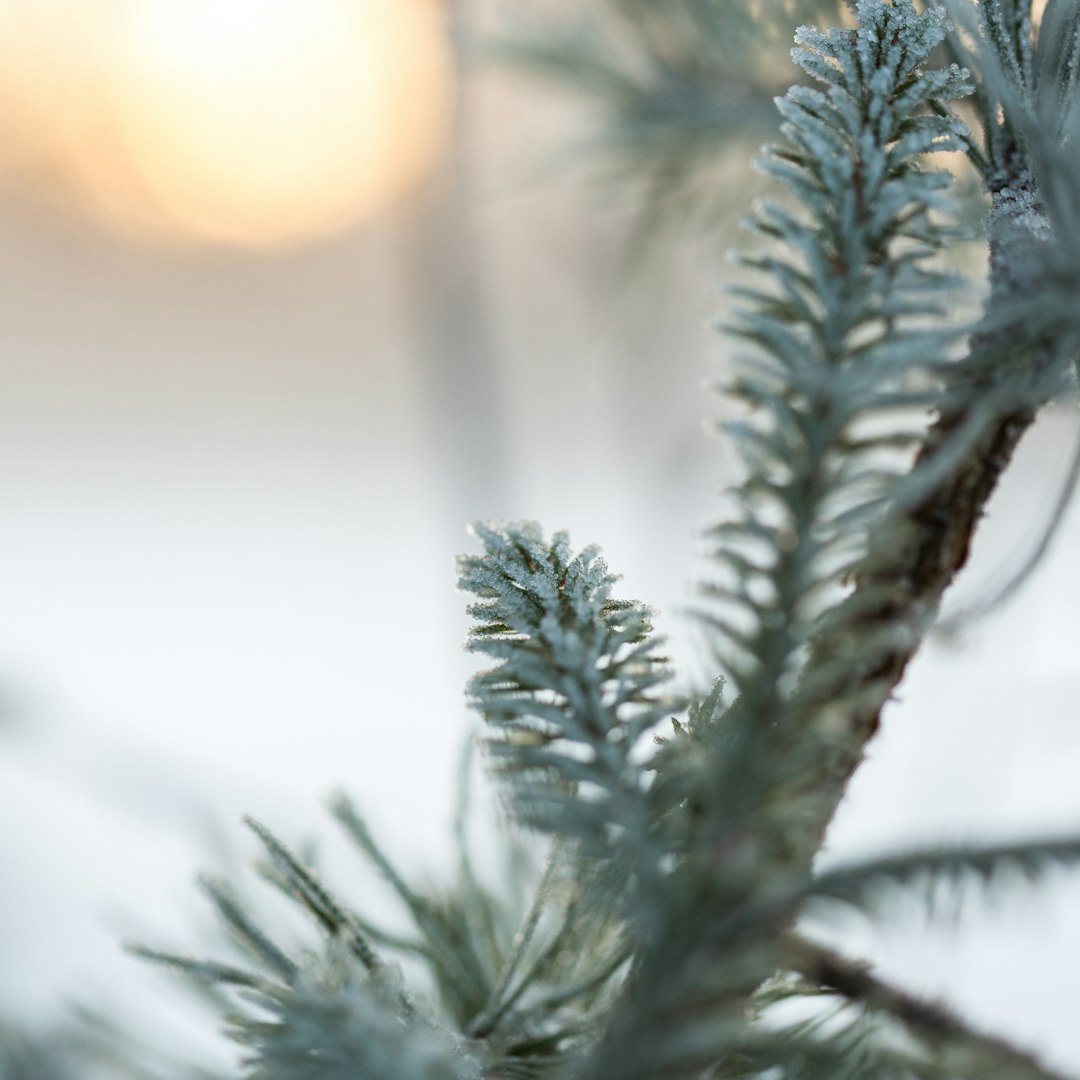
[788,164,1065,868]
[786,936,1075,1080]
[243,815,383,973]
[468,849,560,1037]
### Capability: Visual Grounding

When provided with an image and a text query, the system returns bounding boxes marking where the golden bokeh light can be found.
[0,0,453,248]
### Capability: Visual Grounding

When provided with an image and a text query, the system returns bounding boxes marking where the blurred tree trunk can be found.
[401,0,512,525]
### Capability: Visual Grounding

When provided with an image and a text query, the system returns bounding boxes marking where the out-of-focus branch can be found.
[786,935,1075,1080]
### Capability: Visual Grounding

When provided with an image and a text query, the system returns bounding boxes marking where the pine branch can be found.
[937,383,1080,632]
[783,0,1080,869]
[228,946,483,1080]
[459,521,678,902]
[126,946,276,993]
[491,0,840,232]
[808,834,1080,911]
[468,852,562,1039]
[197,876,300,984]
[121,3,1080,1077]
[736,1008,944,1080]
[611,834,1080,952]
[0,1014,199,1080]
[1034,0,1080,145]
[133,834,492,1079]
[331,794,499,1028]
[687,0,975,870]
[573,5,1072,1075]
[243,816,385,976]
[787,937,1075,1080]
[0,1021,73,1080]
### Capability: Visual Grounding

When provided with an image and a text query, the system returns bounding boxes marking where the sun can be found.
[1,0,453,248]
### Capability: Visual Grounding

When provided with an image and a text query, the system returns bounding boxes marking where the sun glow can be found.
[0,0,453,248]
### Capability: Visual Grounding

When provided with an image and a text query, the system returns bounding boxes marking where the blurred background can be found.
[0,0,1078,1074]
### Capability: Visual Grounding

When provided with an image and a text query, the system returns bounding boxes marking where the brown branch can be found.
[787,166,1057,864]
[786,935,1076,1080]
[580,72,1064,1080]
[791,399,1036,854]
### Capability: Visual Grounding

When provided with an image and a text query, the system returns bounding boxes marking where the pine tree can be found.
[125,2,1080,1077]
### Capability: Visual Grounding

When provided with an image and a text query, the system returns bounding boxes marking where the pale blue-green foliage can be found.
[978,0,1035,100]
[948,0,1080,267]
[492,0,840,233]
[1025,0,1080,358]
[1034,0,1080,144]
[133,806,633,1080]
[738,1008,901,1080]
[126,4,1080,1080]
[131,817,494,1080]
[459,521,678,883]
[231,948,481,1080]
[978,0,1080,285]
[1032,6,1080,264]
[0,1023,73,1080]
[707,0,971,711]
